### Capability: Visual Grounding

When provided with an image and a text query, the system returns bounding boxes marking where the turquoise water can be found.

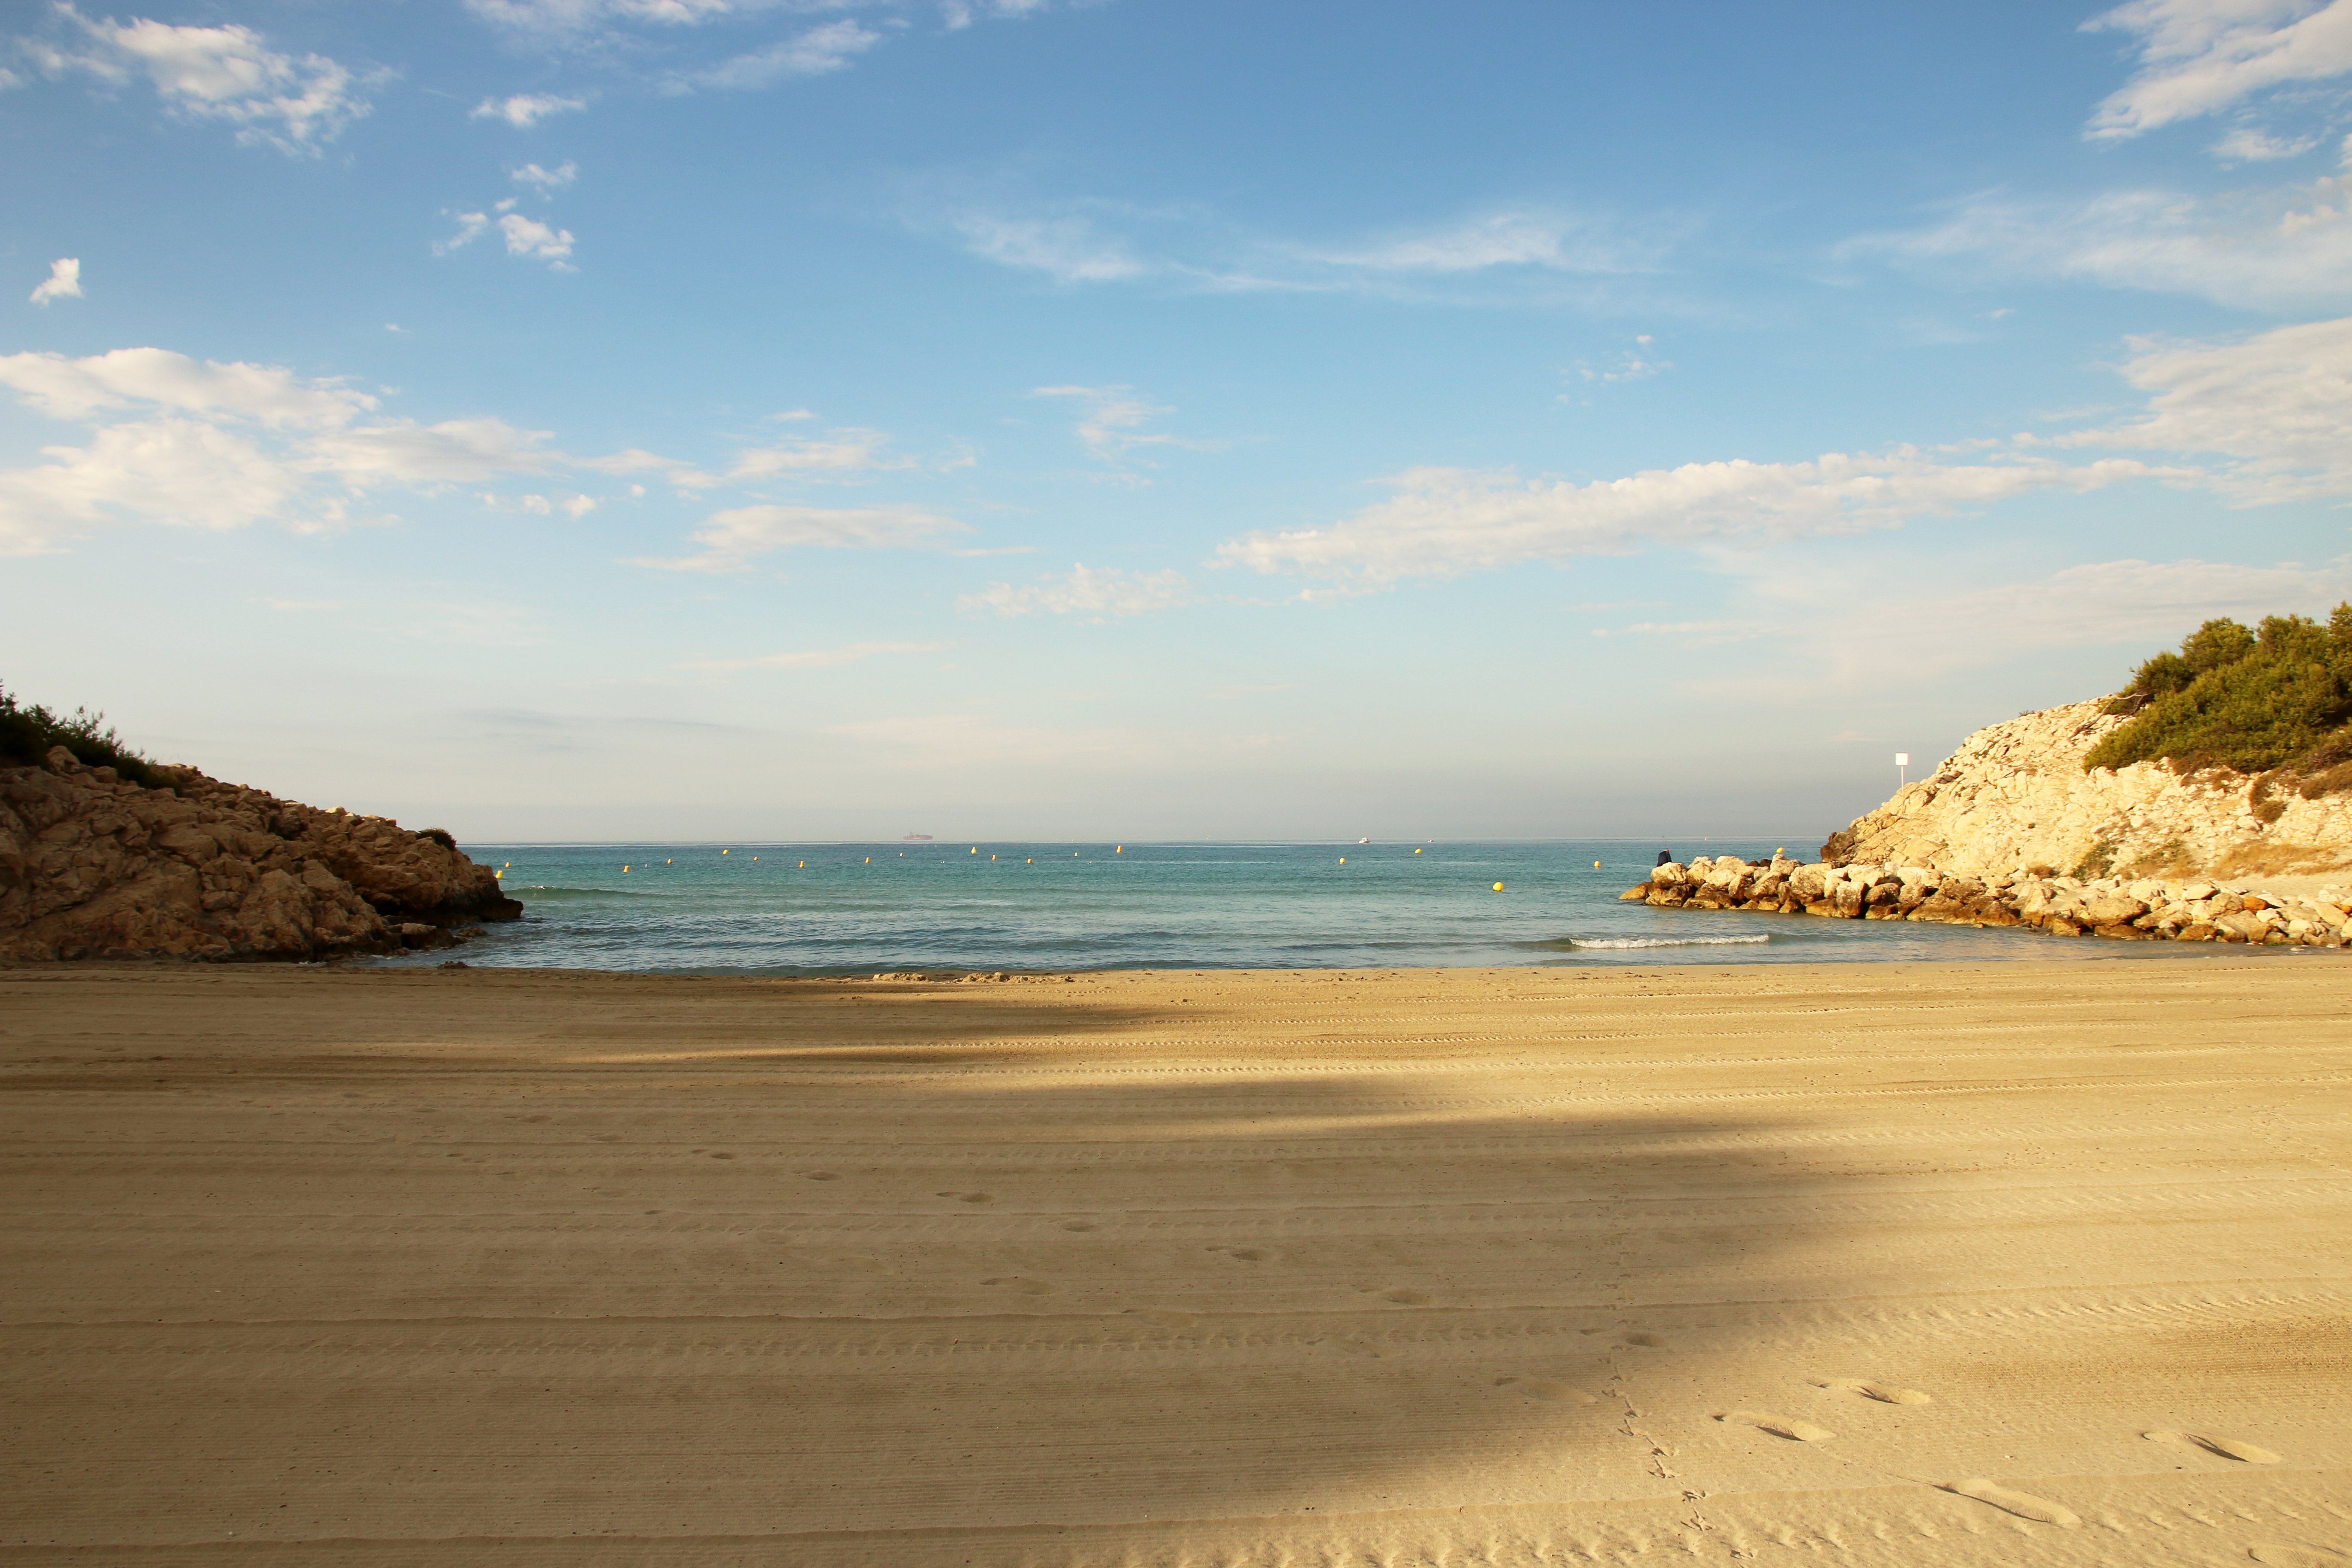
[381,839,2279,974]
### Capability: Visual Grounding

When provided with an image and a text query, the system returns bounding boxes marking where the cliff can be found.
[1820,699,2352,881]
[1,746,521,963]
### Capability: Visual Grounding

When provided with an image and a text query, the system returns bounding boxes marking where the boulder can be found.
[1,748,521,964]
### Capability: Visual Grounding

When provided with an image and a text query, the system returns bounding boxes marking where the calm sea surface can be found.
[371,839,2291,974]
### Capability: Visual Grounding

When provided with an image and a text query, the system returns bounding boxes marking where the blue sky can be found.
[5,0,2352,841]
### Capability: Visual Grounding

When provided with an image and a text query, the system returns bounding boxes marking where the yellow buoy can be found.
[1492,882,1504,892]
[799,861,805,868]
[971,846,978,854]
[1414,847,1422,854]
[865,857,871,864]
[1594,860,1601,868]
[666,859,673,864]
[722,849,729,855]
[504,861,511,868]
[623,865,631,873]
[1115,845,1123,854]
[1338,857,1346,864]
[493,869,502,878]
[1026,858,1033,864]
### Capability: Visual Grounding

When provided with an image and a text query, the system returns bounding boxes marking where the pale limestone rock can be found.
[1828,698,2352,879]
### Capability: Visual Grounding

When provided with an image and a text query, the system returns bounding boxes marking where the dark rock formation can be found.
[2,746,520,962]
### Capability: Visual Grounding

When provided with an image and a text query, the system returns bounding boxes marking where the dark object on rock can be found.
[438,959,469,970]
[1655,849,1672,867]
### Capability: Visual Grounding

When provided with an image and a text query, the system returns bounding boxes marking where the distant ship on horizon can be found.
[902,833,934,841]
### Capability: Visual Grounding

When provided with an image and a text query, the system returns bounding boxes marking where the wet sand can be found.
[2,959,2346,1565]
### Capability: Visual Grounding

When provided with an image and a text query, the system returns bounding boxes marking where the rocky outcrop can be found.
[1621,854,2352,947]
[1,746,521,963]
[1822,699,2352,880]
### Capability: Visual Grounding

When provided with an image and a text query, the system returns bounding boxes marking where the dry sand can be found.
[1,959,2346,1566]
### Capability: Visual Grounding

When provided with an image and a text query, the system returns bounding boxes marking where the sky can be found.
[4,0,2352,842]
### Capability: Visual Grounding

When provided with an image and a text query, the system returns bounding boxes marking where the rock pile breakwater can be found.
[2,745,522,962]
[1621,854,2352,947]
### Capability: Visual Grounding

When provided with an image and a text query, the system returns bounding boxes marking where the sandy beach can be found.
[2,959,2346,1565]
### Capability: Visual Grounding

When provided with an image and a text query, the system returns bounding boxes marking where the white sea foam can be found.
[1566,934,1770,949]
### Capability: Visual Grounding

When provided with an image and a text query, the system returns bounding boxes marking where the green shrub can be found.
[2085,609,2352,778]
[0,682,163,787]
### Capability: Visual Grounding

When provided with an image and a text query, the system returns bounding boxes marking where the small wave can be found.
[511,885,669,901]
[1563,934,1770,949]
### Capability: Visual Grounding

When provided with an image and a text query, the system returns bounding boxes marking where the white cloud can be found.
[31,4,374,154]
[1030,384,1195,462]
[631,502,971,571]
[511,159,578,191]
[2085,0,2352,141]
[2058,313,2352,498]
[948,213,1146,282]
[682,20,885,89]
[466,0,772,33]
[1853,176,2352,310]
[1307,210,1656,275]
[685,639,949,671]
[498,212,576,263]
[470,92,586,127]
[28,257,81,306]
[960,564,1194,619]
[2213,123,2324,160]
[0,346,375,429]
[0,417,307,554]
[667,428,909,487]
[306,418,560,485]
[437,208,577,268]
[1215,450,2168,589]
[1574,335,1670,384]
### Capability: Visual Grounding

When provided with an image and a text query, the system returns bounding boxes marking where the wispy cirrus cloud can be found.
[463,0,1089,95]
[2047,312,2352,499]
[19,3,377,154]
[1215,312,2352,597]
[471,92,587,126]
[1215,450,2171,591]
[629,502,971,572]
[1030,385,1200,463]
[959,563,1193,619]
[2084,0,2352,143]
[930,199,1675,300]
[1844,161,2352,310]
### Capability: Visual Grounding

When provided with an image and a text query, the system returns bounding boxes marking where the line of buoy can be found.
[1492,882,1505,892]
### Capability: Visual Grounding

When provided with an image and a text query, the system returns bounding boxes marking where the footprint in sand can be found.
[1210,1246,1268,1262]
[2144,1429,2282,1464]
[1059,1220,1096,1232]
[937,1191,995,1204]
[800,1170,839,1181]
[2249,1546,2350,1566]
[1717,1410,1834,1443]
[982,1276,1058,1295]
[1939,1479,2079,1527]
[1496,1377,1597,1404]
[1621,1332,1670,1349]
[1812,1377,1932,1405]
[1381,1288,1430,1305]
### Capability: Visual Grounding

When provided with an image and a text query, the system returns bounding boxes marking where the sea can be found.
[371,839,2285,974]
